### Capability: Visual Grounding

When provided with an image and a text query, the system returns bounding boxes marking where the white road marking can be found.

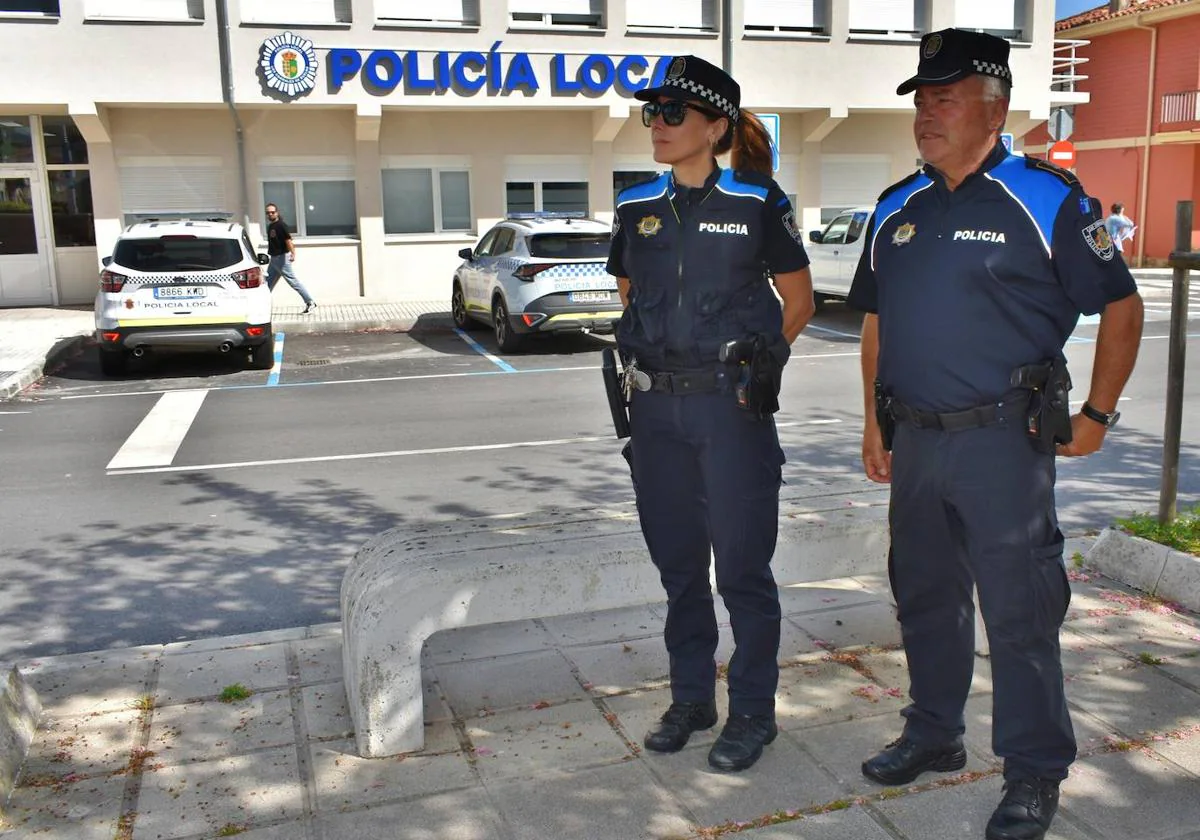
[106,389,209,471]
[106,418,845,476]
[804,323,862,340]
[0,411,31,414]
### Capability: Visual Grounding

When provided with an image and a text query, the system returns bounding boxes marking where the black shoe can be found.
[302,301,317,314]
[985,778,1060,840]
[706,714,778,771]
[861,736,967,785]
[643,701,718,753]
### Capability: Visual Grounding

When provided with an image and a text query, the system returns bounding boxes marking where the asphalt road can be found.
[2,291,1198,660]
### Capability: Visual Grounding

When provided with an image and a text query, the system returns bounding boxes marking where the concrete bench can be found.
[341,485,891,758]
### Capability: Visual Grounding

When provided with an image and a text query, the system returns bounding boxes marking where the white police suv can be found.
[451,214,622,352]
[94,219,274,376]
[806,207,872,308]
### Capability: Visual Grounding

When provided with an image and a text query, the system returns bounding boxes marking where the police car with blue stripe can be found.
[452,213,622,352]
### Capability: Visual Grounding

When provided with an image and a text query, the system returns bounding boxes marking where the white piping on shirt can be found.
[982,172,1053,257]
[869,180,935,272]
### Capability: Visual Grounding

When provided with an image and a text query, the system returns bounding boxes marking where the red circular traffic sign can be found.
[1048,140,1077,169]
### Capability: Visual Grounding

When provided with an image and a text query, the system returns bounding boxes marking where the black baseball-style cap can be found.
[635,55,741,123]
[896,28,1012,95]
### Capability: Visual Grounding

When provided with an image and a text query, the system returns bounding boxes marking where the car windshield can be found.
[527,233,610,260]
[113,237,243,272]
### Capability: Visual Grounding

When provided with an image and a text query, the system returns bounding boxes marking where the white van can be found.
[806,207,873,308]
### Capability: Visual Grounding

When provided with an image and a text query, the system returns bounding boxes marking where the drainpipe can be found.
[216,0,251,232]
[1132,16,1157,268]
[721,0,732,74]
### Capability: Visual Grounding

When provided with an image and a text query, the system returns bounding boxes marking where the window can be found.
[41,117,95,247]
[848,0,920,35]
[627,0,713,30]
[0,1,58,15]
[954,0,1022,39]
[613,170,656,203]
[510,0,601,28]
[491,228,516,255]
[263,181,357,237]
[507,181,589,214]
[0,117,34,164]
[820,210,869,245]
[528,232,610,259]
[113,238,243,272]
[382,168,472,234]
[744,0,825,34]
[376,0,477,25]
[240,0,350,24]
[83,0,202,21]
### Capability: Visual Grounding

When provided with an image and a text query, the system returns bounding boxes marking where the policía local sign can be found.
[259,34,673,100]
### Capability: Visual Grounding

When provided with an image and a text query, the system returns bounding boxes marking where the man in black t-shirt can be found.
[265,204,316,314]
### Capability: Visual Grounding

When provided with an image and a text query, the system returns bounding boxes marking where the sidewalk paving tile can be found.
[309,739,477,811]
[786,601,901,650]
[148,690,295,760]
[133,746,302,839]
[775,658,905,731]
[436,649,588,716]
[562,636,670,696]
[732,805,899,839]
[291,636,345,685]
[20,708,140,779]
[540,604,663,646]
[647,734,845,828]
[19,652,156,718]
[602,687,730,753]
[1059,748,1200,839]
[0,771,125,840]
[300,684,354,742]
[314,788,506,840]
[1147,726,1200,776]
[1064,663,1200,736]
[776,581,881,617]
[487,761,694,840]
[155,644,290,704]
[463,700,632,783]
[425,619,554,665]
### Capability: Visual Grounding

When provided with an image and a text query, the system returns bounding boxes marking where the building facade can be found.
[1,0,1064,307]
[1031,0,1200,266]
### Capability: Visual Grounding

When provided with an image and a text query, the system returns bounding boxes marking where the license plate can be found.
[154,286,206,300]
[570,290,610,303]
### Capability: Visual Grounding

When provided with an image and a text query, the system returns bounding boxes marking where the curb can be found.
[0,332,90,402]
[271,313,454,335]
[0,665,41,815]
[1086,527,1200,611]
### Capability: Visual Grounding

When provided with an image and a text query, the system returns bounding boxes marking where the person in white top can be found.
[1104,203,1136,262]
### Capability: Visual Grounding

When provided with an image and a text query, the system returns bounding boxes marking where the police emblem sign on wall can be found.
[261,32,319,99]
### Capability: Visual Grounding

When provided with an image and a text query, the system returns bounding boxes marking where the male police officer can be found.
[848,29,1143,840]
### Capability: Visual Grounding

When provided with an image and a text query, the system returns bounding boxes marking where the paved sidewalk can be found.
[0,301,448,401]
[4,534,1200,839]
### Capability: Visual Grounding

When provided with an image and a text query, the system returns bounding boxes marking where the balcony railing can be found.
[1162,90,1200,126]
[1051,38,1089,93]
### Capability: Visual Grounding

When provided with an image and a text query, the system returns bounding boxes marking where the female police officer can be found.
[606,55,814,772]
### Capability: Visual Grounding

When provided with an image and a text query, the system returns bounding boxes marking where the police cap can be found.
[635,55,741,123]
[896,28,1012,96]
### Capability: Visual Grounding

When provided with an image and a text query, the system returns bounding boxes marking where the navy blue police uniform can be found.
[848,121,1138,783]
[607,160,809,721]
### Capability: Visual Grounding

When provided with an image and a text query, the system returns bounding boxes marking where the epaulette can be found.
[1025,156,1080,187]
[731,168,774,188]
[877,170,923,202]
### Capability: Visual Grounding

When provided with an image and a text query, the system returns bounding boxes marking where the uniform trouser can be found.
[627,388,784,717]
[266,255,314,306]
[890,410,1077,782]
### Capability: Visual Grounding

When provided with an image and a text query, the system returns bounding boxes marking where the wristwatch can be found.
[1081,402,1121,428]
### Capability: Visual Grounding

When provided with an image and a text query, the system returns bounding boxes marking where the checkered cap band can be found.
[662,76,740,122]
[972,59,1011,82]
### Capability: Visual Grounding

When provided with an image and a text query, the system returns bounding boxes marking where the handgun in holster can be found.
[718,333,788,419]
[873,379,896,452]
[601,347,631,439]
[1010,357,1073,454]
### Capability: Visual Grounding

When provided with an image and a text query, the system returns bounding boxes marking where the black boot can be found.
[643,701,718,753]
[985,778,1060,840]
[861,736,967,785]
[706,714,777,771]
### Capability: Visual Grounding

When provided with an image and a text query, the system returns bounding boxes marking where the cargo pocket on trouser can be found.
[1031,532,1071,636]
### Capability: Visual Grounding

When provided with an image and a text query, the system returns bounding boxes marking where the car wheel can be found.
[451,281,474,330]
[813,292,827,313]
[492,296,522,353]
[248,334,276,370]
[97,346,128,377]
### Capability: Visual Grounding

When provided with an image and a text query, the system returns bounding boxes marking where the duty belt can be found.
[638,368,723,394]
[889,395,1025,432]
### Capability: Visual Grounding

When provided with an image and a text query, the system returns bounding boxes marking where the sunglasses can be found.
[641,99,722,127]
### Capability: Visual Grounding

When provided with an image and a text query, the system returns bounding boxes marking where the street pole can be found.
[1159,200,1195,524]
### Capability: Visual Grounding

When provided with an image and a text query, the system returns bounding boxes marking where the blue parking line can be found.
[454,327,517,372]
[267,331,285,386]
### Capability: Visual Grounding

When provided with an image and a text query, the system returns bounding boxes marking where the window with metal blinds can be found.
[376,0,476,23]
[848,0,917,33]
[744,0,819,30]
[953,0,1017,33]
[118,157,225,214]
[627,0,713,30]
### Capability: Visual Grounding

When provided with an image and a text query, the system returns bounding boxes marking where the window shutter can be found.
[119,156,225,213]
[510,0,593,12]
[820,155,891,209]
[954,0,1015,31]
[241,0,348,24]
[848,0,916,31]
[377,0,468,21]
[83,0,195,19]
[744,0,816,29]
[627,0,707,29]
[257,157,354,181]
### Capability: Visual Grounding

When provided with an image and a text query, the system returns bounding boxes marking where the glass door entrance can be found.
[0,173,53,306]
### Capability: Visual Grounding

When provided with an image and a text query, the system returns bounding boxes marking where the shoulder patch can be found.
[877,170,923,202]
[1025,156,1080,187]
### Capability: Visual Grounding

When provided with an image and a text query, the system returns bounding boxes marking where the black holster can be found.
[719,333,789,419]
[874,379,896,452]
[1010,357,1073,454]
[601,347,631,439]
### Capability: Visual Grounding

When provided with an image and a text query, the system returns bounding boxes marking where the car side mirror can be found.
[808,231,823,244]
[256,253,270,265]
[458,248,474,261]
[101,255,113,266]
